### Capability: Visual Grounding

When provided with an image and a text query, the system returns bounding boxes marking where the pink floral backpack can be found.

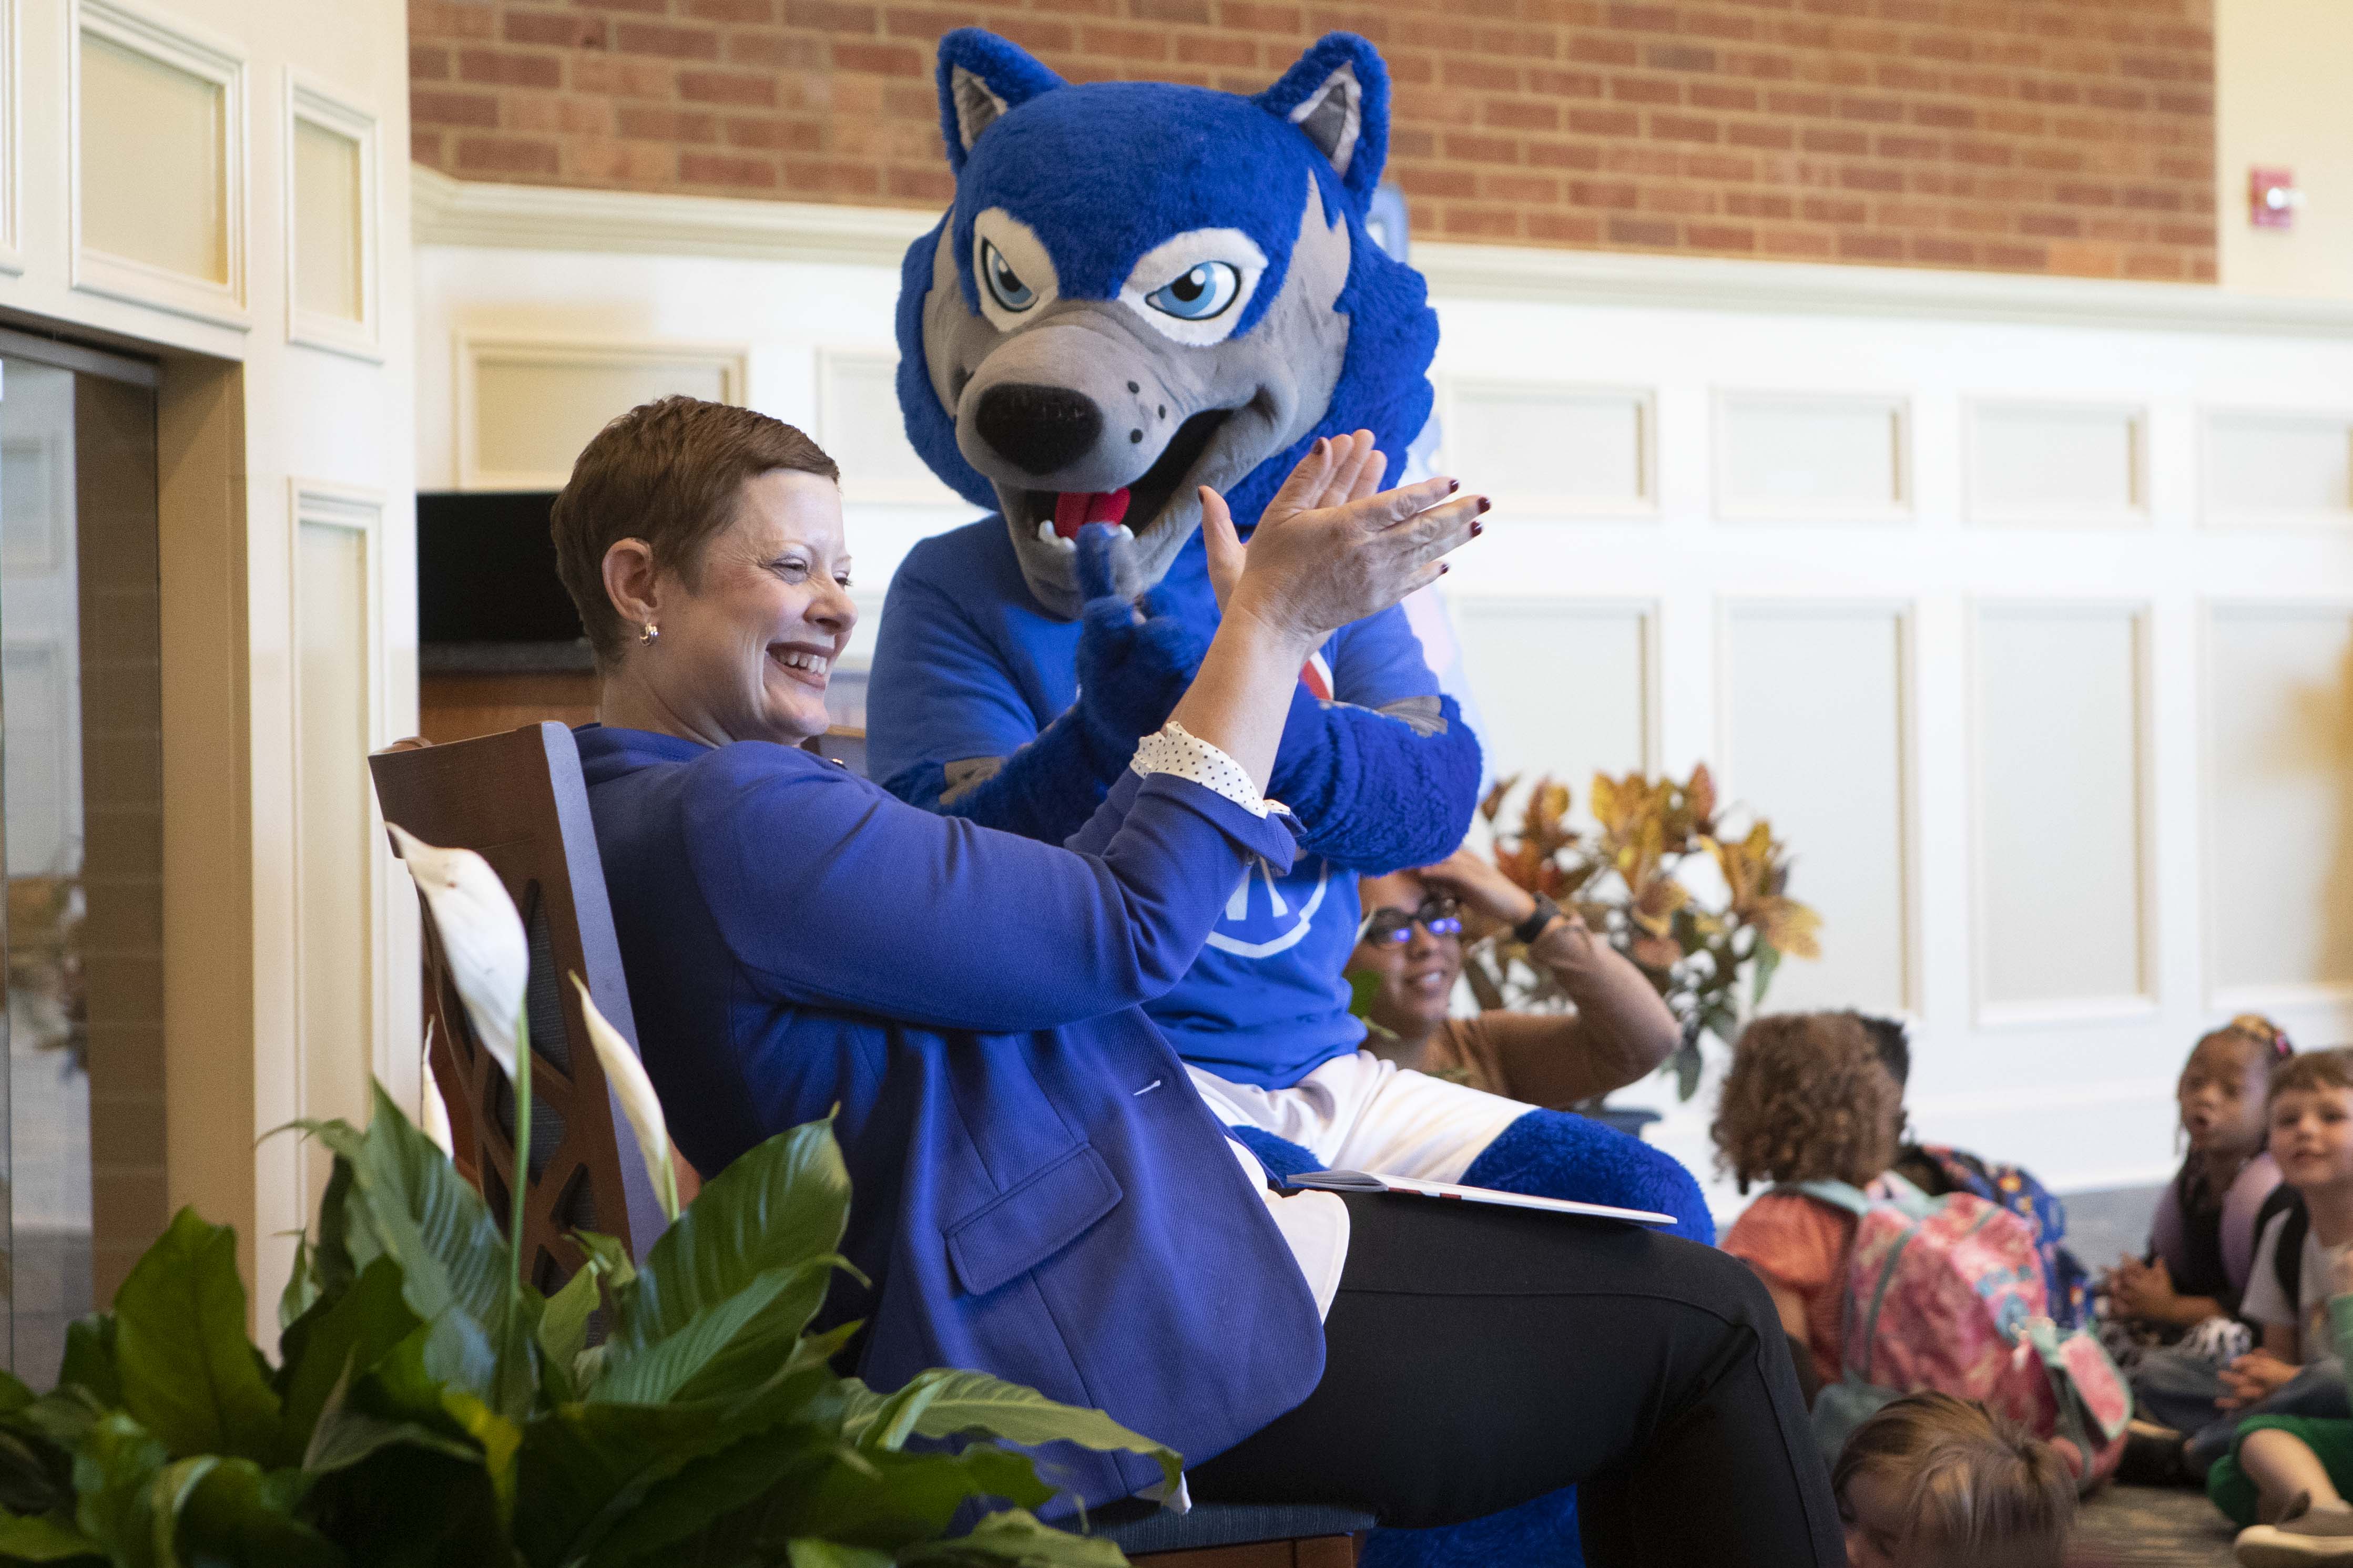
[1790,1174,2131,1491]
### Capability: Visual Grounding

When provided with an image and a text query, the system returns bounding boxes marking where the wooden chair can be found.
[370,722,667,1280]
[372,720,1369,1563]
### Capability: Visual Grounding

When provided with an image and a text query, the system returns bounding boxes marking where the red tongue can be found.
[1053,488,1132,540]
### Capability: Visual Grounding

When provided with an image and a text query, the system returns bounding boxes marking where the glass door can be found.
[0,329,162,1381]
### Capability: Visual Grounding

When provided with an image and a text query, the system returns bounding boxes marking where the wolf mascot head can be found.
[894,29,1440,619]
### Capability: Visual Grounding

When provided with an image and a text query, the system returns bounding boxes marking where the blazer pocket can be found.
[945,1143,1123,1298]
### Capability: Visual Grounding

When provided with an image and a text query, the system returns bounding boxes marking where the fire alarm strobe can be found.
[2251,167,2303,230]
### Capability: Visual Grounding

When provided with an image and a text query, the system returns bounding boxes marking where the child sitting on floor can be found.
[1835,1392,2076,1568]
[2111,1018,2289,1474]
[1715,1012,1906,1401]
[2189,1049,2353,1495]
[2211,1249,2353,1564]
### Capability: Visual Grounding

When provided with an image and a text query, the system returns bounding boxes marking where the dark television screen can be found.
[416,491,583,645]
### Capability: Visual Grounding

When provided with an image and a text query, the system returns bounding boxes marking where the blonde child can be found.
[1714,1012,1906,1398]
[1835,1392,2075,1568]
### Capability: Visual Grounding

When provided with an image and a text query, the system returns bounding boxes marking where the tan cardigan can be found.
[1415,919,1680,1107]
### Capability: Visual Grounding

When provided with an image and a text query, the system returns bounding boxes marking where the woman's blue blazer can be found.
[573,724,1326,1508]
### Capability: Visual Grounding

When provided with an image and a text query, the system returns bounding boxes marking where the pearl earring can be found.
[639,622,659,645]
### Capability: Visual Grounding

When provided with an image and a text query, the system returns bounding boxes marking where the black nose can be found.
[974,383,1103,477]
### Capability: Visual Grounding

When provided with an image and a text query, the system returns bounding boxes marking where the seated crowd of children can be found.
[1704,1005,2353,1565]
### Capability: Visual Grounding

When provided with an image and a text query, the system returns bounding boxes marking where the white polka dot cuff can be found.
[1130,720,1284,819]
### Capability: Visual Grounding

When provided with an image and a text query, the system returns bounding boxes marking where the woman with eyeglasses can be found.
[1347,847,1679,1109]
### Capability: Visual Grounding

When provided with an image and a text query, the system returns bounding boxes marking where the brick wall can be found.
[411,0,2217,281]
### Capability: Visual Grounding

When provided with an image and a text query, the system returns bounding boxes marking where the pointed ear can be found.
[1254,34,1390,203]
[934,29,1065,177]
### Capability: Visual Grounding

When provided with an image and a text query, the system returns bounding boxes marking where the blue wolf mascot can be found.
[868,28,1707,1555]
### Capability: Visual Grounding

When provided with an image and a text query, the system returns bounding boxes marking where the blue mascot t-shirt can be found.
[868,518,1442,1089]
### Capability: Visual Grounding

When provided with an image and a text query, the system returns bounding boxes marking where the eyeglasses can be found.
[1359,897,1464,946]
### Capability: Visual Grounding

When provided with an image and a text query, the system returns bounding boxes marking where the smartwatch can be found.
[1512,894,1562,946]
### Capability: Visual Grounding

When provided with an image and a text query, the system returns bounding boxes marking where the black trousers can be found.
[1189,1192,1845,1566]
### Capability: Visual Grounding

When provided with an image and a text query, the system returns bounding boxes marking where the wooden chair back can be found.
[369,722,665,1286]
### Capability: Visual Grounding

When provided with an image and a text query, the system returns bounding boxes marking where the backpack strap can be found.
[2255,1185,2310,1309]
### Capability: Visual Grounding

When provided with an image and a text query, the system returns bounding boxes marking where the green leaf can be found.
[783,1542,893,1568]
[278,1258,424,1460]
[142,1457,218,1568]
[70,1413,168,1568]
[576,1428,837,1568]
[841,1371,1179,1499]
[437,1391,522,1531]
[0,1429,67,1519]
[174,1458,343,1568]
[318,1088,510,1348]
[58,1319,120,1410]
[1749,941,1783,1009]
[112,1210,282,1463]
[599,1120,852,1406]
[515,1344,844,1567]
[0,1506,102,1562]
[897,1508,1128,1566]
[279,1234,323,1337]
[592,1259,836,1407]
[305,1403,482,1478]
[537,1257,603,1371]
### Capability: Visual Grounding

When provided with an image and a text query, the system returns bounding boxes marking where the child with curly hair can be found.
[1836,1392,2076,1568]
[1715,1011,1907,1399]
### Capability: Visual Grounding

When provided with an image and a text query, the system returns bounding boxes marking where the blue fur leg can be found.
[1461,1110,1714,1245]
[1361,1489,1582,1568]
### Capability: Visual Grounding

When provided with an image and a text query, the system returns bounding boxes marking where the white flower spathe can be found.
[419,1021,456,1158]
[571,974,680,1223]
[389,823,527,1084]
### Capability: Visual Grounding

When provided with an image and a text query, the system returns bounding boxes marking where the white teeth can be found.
[1112,525,1135,544]
[1034,520,1075,554]
[777,650,829,674]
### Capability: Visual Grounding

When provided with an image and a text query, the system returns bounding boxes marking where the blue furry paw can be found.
[1462,1110,1713,1244]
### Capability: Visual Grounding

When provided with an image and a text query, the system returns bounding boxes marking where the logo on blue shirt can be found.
[1206,855,1331,959]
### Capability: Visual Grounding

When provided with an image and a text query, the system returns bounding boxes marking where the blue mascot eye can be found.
[980,240,1036,311]
[1146,262,1240,321]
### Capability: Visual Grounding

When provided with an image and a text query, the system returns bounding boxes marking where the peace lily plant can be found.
[0,830,1171,1567]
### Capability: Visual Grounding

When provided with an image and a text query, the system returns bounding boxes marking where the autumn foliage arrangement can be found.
[1462,765,1821,1101]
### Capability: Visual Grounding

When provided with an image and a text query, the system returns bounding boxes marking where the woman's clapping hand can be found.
[1197,429,1483,646]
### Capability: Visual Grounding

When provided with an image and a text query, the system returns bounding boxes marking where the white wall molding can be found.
[412,163,2353,340]
[414,164,938,268]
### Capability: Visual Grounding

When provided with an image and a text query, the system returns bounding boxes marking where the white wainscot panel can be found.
[1451,599,1653,803]
[1441,380,1654,519]
[2203,411,2353,531]
[292,487,381,1204]
[2205,606,2353,1006]
[71,0,248,326]
[1973,604,2150,1021]
[1723,604,1911,1015]
[1965,399,2146,528]
[286,74,381,361]
[817,348,959,506]
[1715,390,1908,523]
[457,334,747,490]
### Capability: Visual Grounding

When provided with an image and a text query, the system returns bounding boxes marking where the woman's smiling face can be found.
[641,468,856,746]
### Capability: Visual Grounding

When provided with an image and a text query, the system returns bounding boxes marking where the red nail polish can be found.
[1440,562,1450,575]
[1476,496,1492,515]
[1470,520,1483,538]
[1446,478,1460,493]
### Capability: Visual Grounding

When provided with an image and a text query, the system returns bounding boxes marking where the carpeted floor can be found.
[2065,1186,2239,1567]
[2072,1483,2238,1567]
